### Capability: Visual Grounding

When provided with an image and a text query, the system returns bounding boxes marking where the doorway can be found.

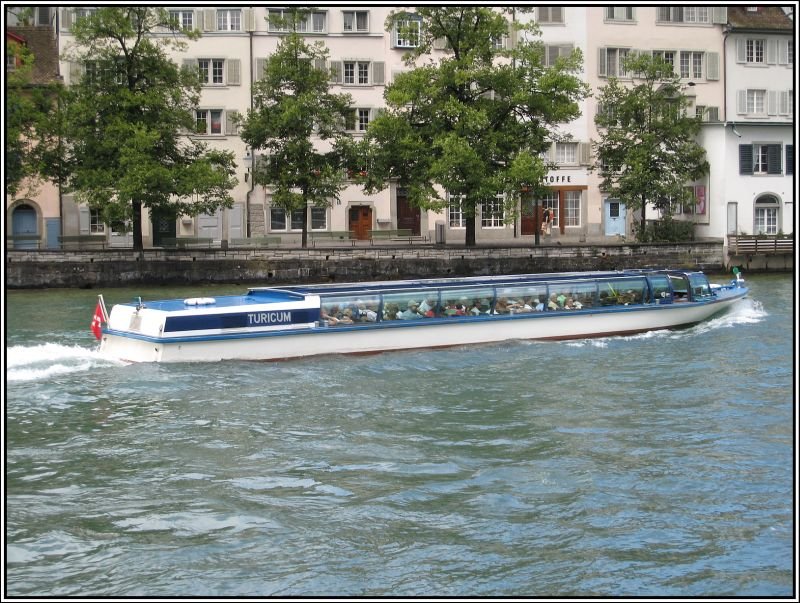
[348,205,373,240]
[604,199,626,236]
[151,209,177,247]
[396,188,420,235]
[12,204,38,249]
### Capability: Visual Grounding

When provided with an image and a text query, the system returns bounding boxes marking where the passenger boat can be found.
[94,269,748,363]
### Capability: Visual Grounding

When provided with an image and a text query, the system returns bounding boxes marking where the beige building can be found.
[7,6,795,248]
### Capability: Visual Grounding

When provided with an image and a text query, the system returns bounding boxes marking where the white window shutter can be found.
[255,58,267,81]
[203,9,216,32]
[736,38,746,63]
[330,61,342,84]
[706,52,719,80]
[778,40,789,64]
[194,11,203,31]
[712,7,727,24]
[225,110,239,135]
[372,61,385,85]
[227,59,240,85]
[579,142,591,166]
[736,90,747,114]
[69,61,83,84]
[779,91,789,115]
[766,39,778,64]
[79,207,91,234]
[767,90,778,115]
[61,8,73,31]
[598,48,607,77]
[243,8,255,32]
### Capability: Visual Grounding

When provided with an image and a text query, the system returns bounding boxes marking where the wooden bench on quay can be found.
[230,236,282,248]
[6,234,42,249]
[161,237,214,249]
[309,231,357,247]
[369,228,430,244]
[728,235,793,255]
[58,235,107,249]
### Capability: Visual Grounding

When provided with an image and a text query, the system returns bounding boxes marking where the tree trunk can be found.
[465,215,477,247]
[132,199,143,251]
[301,200,309,248]
[640,194,647,241]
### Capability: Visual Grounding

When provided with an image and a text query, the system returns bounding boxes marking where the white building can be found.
[23,6,796,248]
[696,5,794,243]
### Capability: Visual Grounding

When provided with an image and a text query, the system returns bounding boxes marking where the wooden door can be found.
[396,188,421,235]
[348,205,372,240]
[521,197,542,236]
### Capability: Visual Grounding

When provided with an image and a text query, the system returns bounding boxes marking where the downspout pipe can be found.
[245,28,255,237]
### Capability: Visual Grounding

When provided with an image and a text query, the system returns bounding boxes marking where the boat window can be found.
[547,281,597,310]
[382,291,439,320]
[442,288,494,317]
[668,274,690,302]
[495,285,547,313]
[598,278,649,306]
[647,275,672,303]
[321,295,379,326]
[688,273,712,300]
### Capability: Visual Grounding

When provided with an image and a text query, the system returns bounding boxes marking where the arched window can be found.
[754,194,780,235]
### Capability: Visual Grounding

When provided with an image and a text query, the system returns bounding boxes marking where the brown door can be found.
[349,205,372,240]
[521,197,541,236]
[396,188,421,235]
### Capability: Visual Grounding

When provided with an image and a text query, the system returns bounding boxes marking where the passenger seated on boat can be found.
[418,298,437,318]
[383,302,401,320]
[398,300,421,320]
[556,293,567,308]
[444,301,467,316]
[356,302,378,322]
[321,305,341,325]
[548,294,559,311]
[493,298,509,314]
[534,297,545,312]
[506,298,528,313]
[565,297,582,310]
[469,299,488,315]
[339,308,355,324]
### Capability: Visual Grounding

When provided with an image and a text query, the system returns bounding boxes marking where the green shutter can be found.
[767,144,781,175]
[739,144,753,175]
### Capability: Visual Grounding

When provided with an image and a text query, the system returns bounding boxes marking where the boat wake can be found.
[6,343,128,382]
[567,297,765,348]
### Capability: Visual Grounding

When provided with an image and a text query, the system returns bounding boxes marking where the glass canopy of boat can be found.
[255,271,713,328]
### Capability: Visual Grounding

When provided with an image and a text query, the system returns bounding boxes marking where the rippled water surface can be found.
[4,274,795,597]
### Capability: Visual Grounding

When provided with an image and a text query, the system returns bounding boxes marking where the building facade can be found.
[6,6,796,248]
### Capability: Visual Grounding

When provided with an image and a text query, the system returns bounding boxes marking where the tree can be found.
[53,7,236,251]
[593,53,709,241]
[6,27,59,197]
[239,8,353,248]
[358,7,588,246]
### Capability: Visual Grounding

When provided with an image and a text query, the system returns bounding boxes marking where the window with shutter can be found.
[739,144,753,175]
[786,145,793,175]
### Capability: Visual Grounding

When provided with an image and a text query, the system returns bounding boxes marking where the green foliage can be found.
[54,7,235,250]
[593,53,709,241]
[6,38,59,196]
[635,217,695,243]
[239,8,353,247]
[362,8,588,245]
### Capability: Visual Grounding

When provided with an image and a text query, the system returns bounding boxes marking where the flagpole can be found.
[98,294,109,322]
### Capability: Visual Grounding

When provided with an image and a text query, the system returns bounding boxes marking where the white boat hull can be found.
[100,294,743,363]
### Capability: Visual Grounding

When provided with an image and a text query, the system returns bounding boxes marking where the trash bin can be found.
[435,221,446,244]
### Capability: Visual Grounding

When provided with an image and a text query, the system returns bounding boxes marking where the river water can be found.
[4,274,795,598]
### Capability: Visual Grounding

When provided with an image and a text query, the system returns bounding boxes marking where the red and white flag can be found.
[90,301,105,340]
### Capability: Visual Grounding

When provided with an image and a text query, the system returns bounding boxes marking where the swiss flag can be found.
[90,302,105,340]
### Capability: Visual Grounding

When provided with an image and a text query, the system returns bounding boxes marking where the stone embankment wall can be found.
[5,242,727,289]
